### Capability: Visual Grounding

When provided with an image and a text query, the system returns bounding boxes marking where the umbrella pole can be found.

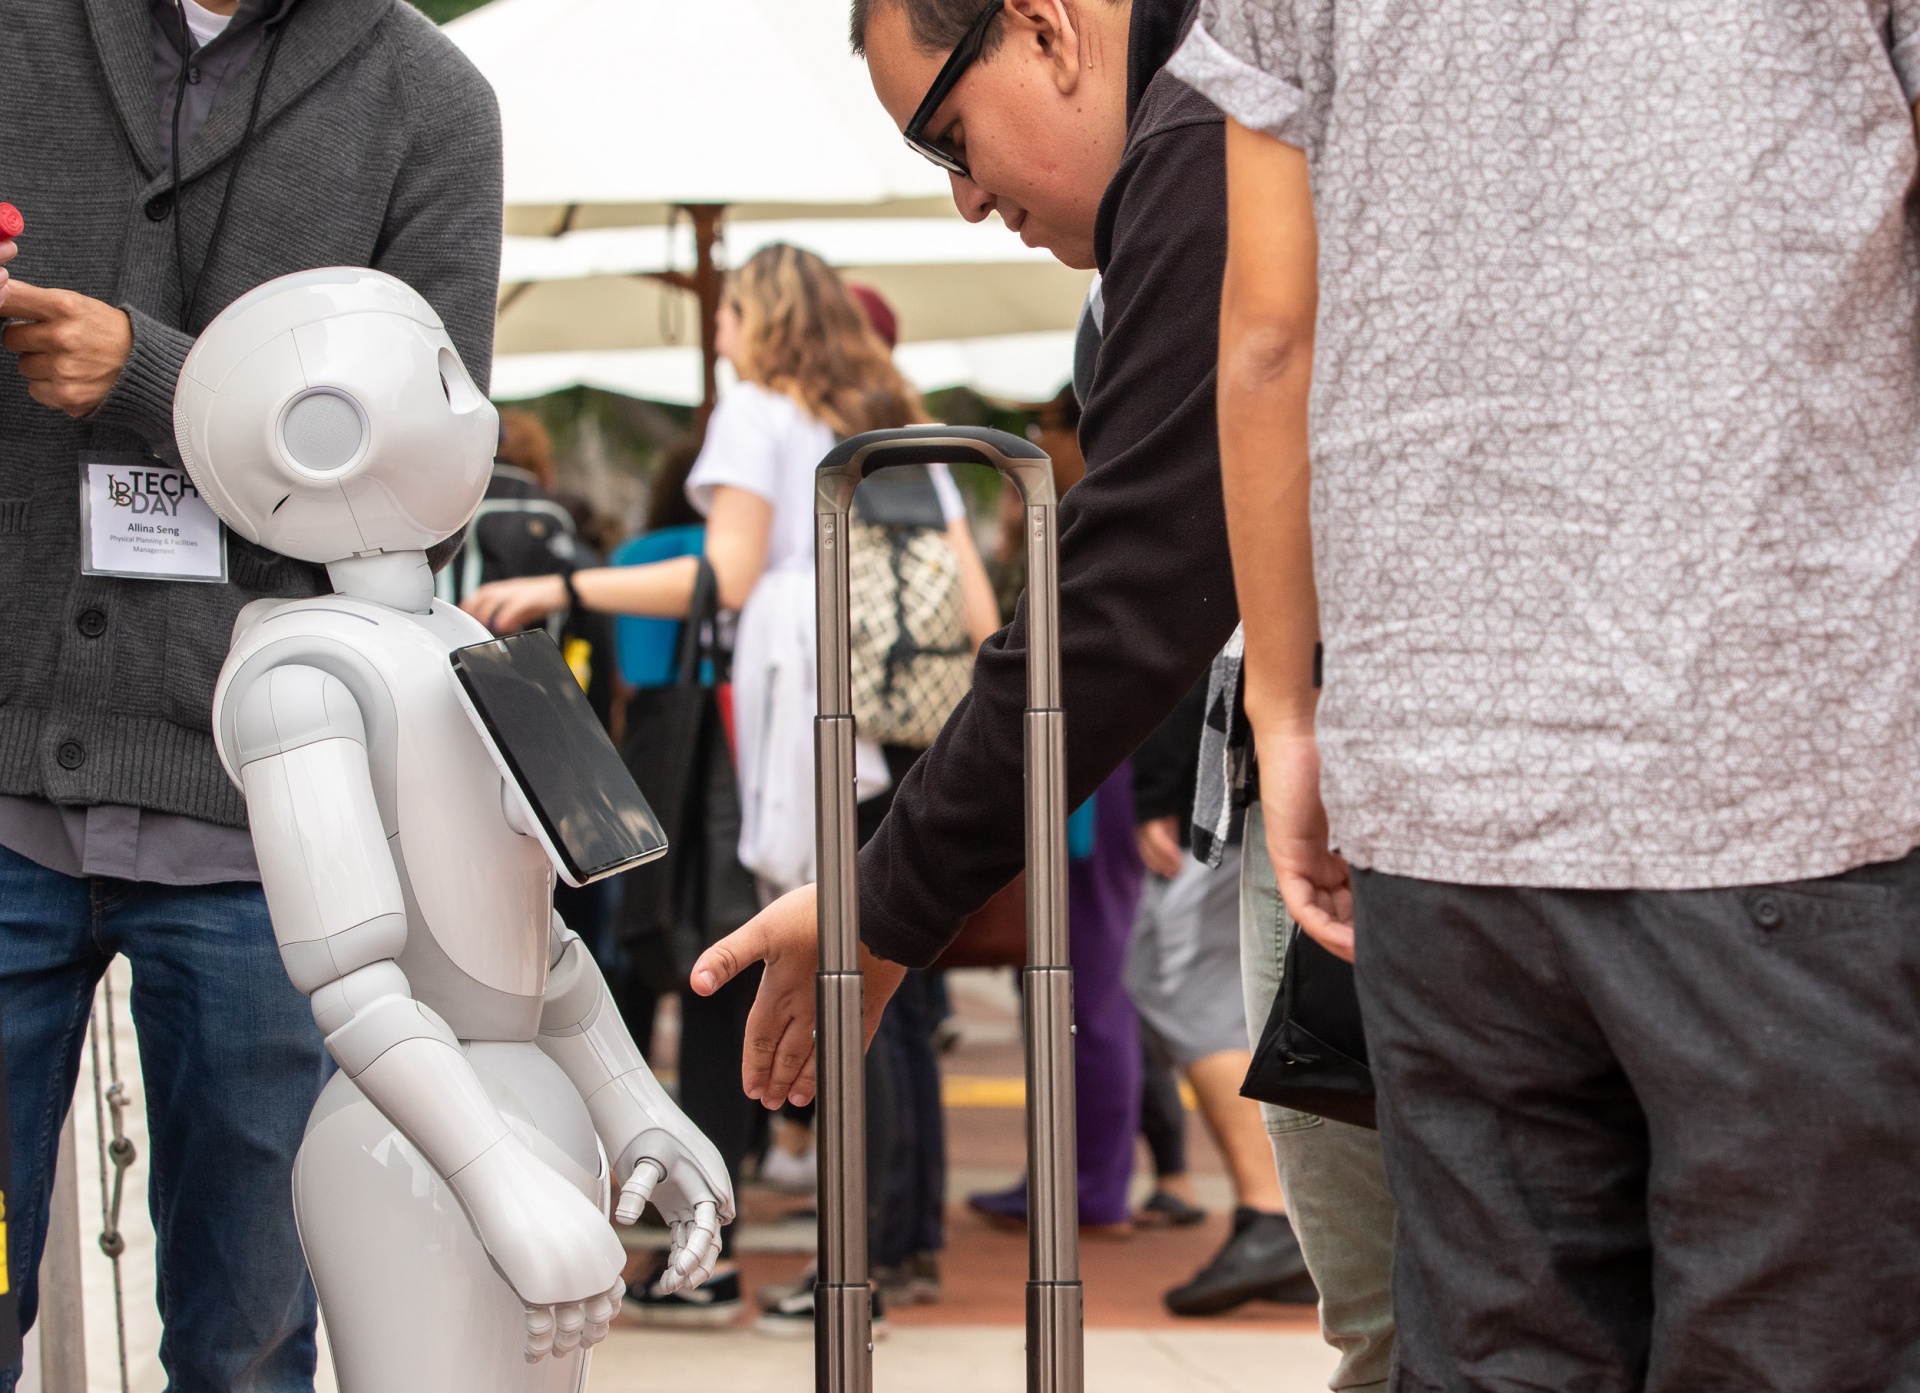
[686,203,725,425]
[647,204,728,425]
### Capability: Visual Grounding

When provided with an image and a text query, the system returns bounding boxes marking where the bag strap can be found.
[675,557,719,689]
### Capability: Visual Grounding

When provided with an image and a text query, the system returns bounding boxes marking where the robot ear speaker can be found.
[281,389,367,476]
[438,348,486,414]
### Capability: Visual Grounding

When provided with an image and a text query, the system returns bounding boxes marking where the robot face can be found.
[174,268,498,564]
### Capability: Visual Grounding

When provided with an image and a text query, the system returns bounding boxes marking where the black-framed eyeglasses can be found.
[902,0,1002,178]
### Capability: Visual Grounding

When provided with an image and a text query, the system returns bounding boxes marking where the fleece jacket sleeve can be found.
[91,11,503,450]
[856,106,1239,969]
[377,17,503,393]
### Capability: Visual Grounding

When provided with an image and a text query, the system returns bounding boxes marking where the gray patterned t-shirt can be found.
[1171,1,1920,889]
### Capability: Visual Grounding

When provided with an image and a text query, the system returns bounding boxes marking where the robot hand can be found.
[452,1133,629,1362]
[611,1120,734,1295]
[538,918,737,1296]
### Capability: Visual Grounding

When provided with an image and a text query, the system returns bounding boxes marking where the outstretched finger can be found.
[691,919,768,998]
[0,280,66,322]
[615,1158,665,1225]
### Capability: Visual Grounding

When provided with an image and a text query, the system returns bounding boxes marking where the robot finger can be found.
[585,1285,621,1329]
[678,1201,721,1283]
[614,1158,666,1226]
[654,1224,692,1295]
[689,1227,722,1289]
[691,1199,721,1245]
[583,1286,619,1346]
[524,1305,557,1363]
[670,1216,711,1285]
[552,1302,587,1355]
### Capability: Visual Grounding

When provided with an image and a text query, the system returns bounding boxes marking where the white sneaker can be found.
[758,1142,817,1195]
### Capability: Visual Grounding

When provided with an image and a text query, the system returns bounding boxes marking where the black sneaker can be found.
[756,1261,816,1313]
[1138,1189,1208,1228]
[871,1251,943,1307]
[906,1251,942,1305]
[1164,1208,1318,1317]
[622,1259,743,1328]
[753,1279,890,1340]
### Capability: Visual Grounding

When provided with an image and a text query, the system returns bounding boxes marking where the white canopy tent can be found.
[446,0,949,208]
[446,0,1091,409]
[489,331,1079,407]
[490,217,1086,404]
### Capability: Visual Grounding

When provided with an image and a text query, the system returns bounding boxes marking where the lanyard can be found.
[169,1,295,330]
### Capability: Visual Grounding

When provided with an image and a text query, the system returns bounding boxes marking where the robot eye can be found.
[279,389,368,477]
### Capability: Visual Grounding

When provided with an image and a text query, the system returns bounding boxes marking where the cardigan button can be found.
[76,609,107,639]
[56,741,85,771]
[145,192,174,222]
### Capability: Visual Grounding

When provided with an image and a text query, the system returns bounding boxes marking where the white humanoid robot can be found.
[175,268,734,1392]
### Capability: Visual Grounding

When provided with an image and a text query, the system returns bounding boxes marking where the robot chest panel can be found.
[379,622,552,1003]
[390,697,552,1002]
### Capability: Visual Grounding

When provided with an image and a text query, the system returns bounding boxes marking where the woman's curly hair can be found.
[727,242,923,437]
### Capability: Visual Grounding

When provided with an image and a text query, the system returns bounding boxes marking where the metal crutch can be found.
[814,427,1079,1393]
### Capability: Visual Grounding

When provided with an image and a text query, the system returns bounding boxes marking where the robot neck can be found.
[327,551,434,613]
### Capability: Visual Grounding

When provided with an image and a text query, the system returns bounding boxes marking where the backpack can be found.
[848,466,973,749]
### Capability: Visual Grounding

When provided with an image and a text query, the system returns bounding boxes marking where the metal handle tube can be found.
[1021,614,1080,1393]
[815,504,870,1393]
[814,428,1078,1393]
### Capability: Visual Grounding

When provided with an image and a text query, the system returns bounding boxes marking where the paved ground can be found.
[589,1325,1339,1392]
[591,969,1336,1392]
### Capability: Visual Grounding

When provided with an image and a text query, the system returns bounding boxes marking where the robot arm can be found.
[538,915,732,1292]
[233,665,625,1359]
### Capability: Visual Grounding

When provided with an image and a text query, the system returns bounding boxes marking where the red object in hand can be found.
[0,203,22,240]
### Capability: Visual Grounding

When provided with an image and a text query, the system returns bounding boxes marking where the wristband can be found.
[561,569,583,612]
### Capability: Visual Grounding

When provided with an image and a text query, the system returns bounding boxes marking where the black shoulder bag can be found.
[1240,917,1378,1129]
[616,559,758,992]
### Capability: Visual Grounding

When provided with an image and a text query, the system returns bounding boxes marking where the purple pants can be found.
[1068,763,1144,1226]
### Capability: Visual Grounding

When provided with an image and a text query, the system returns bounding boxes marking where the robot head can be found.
[173,267,497,565]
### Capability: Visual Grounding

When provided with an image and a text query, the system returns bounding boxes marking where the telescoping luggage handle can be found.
[814,427,1079,1393]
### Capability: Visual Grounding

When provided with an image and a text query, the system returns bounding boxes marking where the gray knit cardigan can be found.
[0,0,501,828]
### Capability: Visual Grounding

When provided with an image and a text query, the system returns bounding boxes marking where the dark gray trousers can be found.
[1351,854,1920,1393]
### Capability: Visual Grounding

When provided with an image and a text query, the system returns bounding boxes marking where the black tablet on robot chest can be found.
[450,630,667,885]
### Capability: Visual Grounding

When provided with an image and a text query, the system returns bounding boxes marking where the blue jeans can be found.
[0,846,328,1393]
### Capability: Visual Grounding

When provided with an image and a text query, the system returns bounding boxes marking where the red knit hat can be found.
[846,281,899,350]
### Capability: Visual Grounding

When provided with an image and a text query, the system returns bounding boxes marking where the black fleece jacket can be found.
[857,0,1237,967]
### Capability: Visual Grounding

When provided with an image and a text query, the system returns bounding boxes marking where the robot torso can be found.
[214,595,554,1042]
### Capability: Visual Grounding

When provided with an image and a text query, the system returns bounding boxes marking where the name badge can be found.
[80,456,228,583]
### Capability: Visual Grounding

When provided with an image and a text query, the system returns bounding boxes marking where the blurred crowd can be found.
[451,248,1306,1335]
[5,0,1918,1388]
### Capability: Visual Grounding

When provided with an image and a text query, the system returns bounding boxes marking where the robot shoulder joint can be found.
[232,663,369,765]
